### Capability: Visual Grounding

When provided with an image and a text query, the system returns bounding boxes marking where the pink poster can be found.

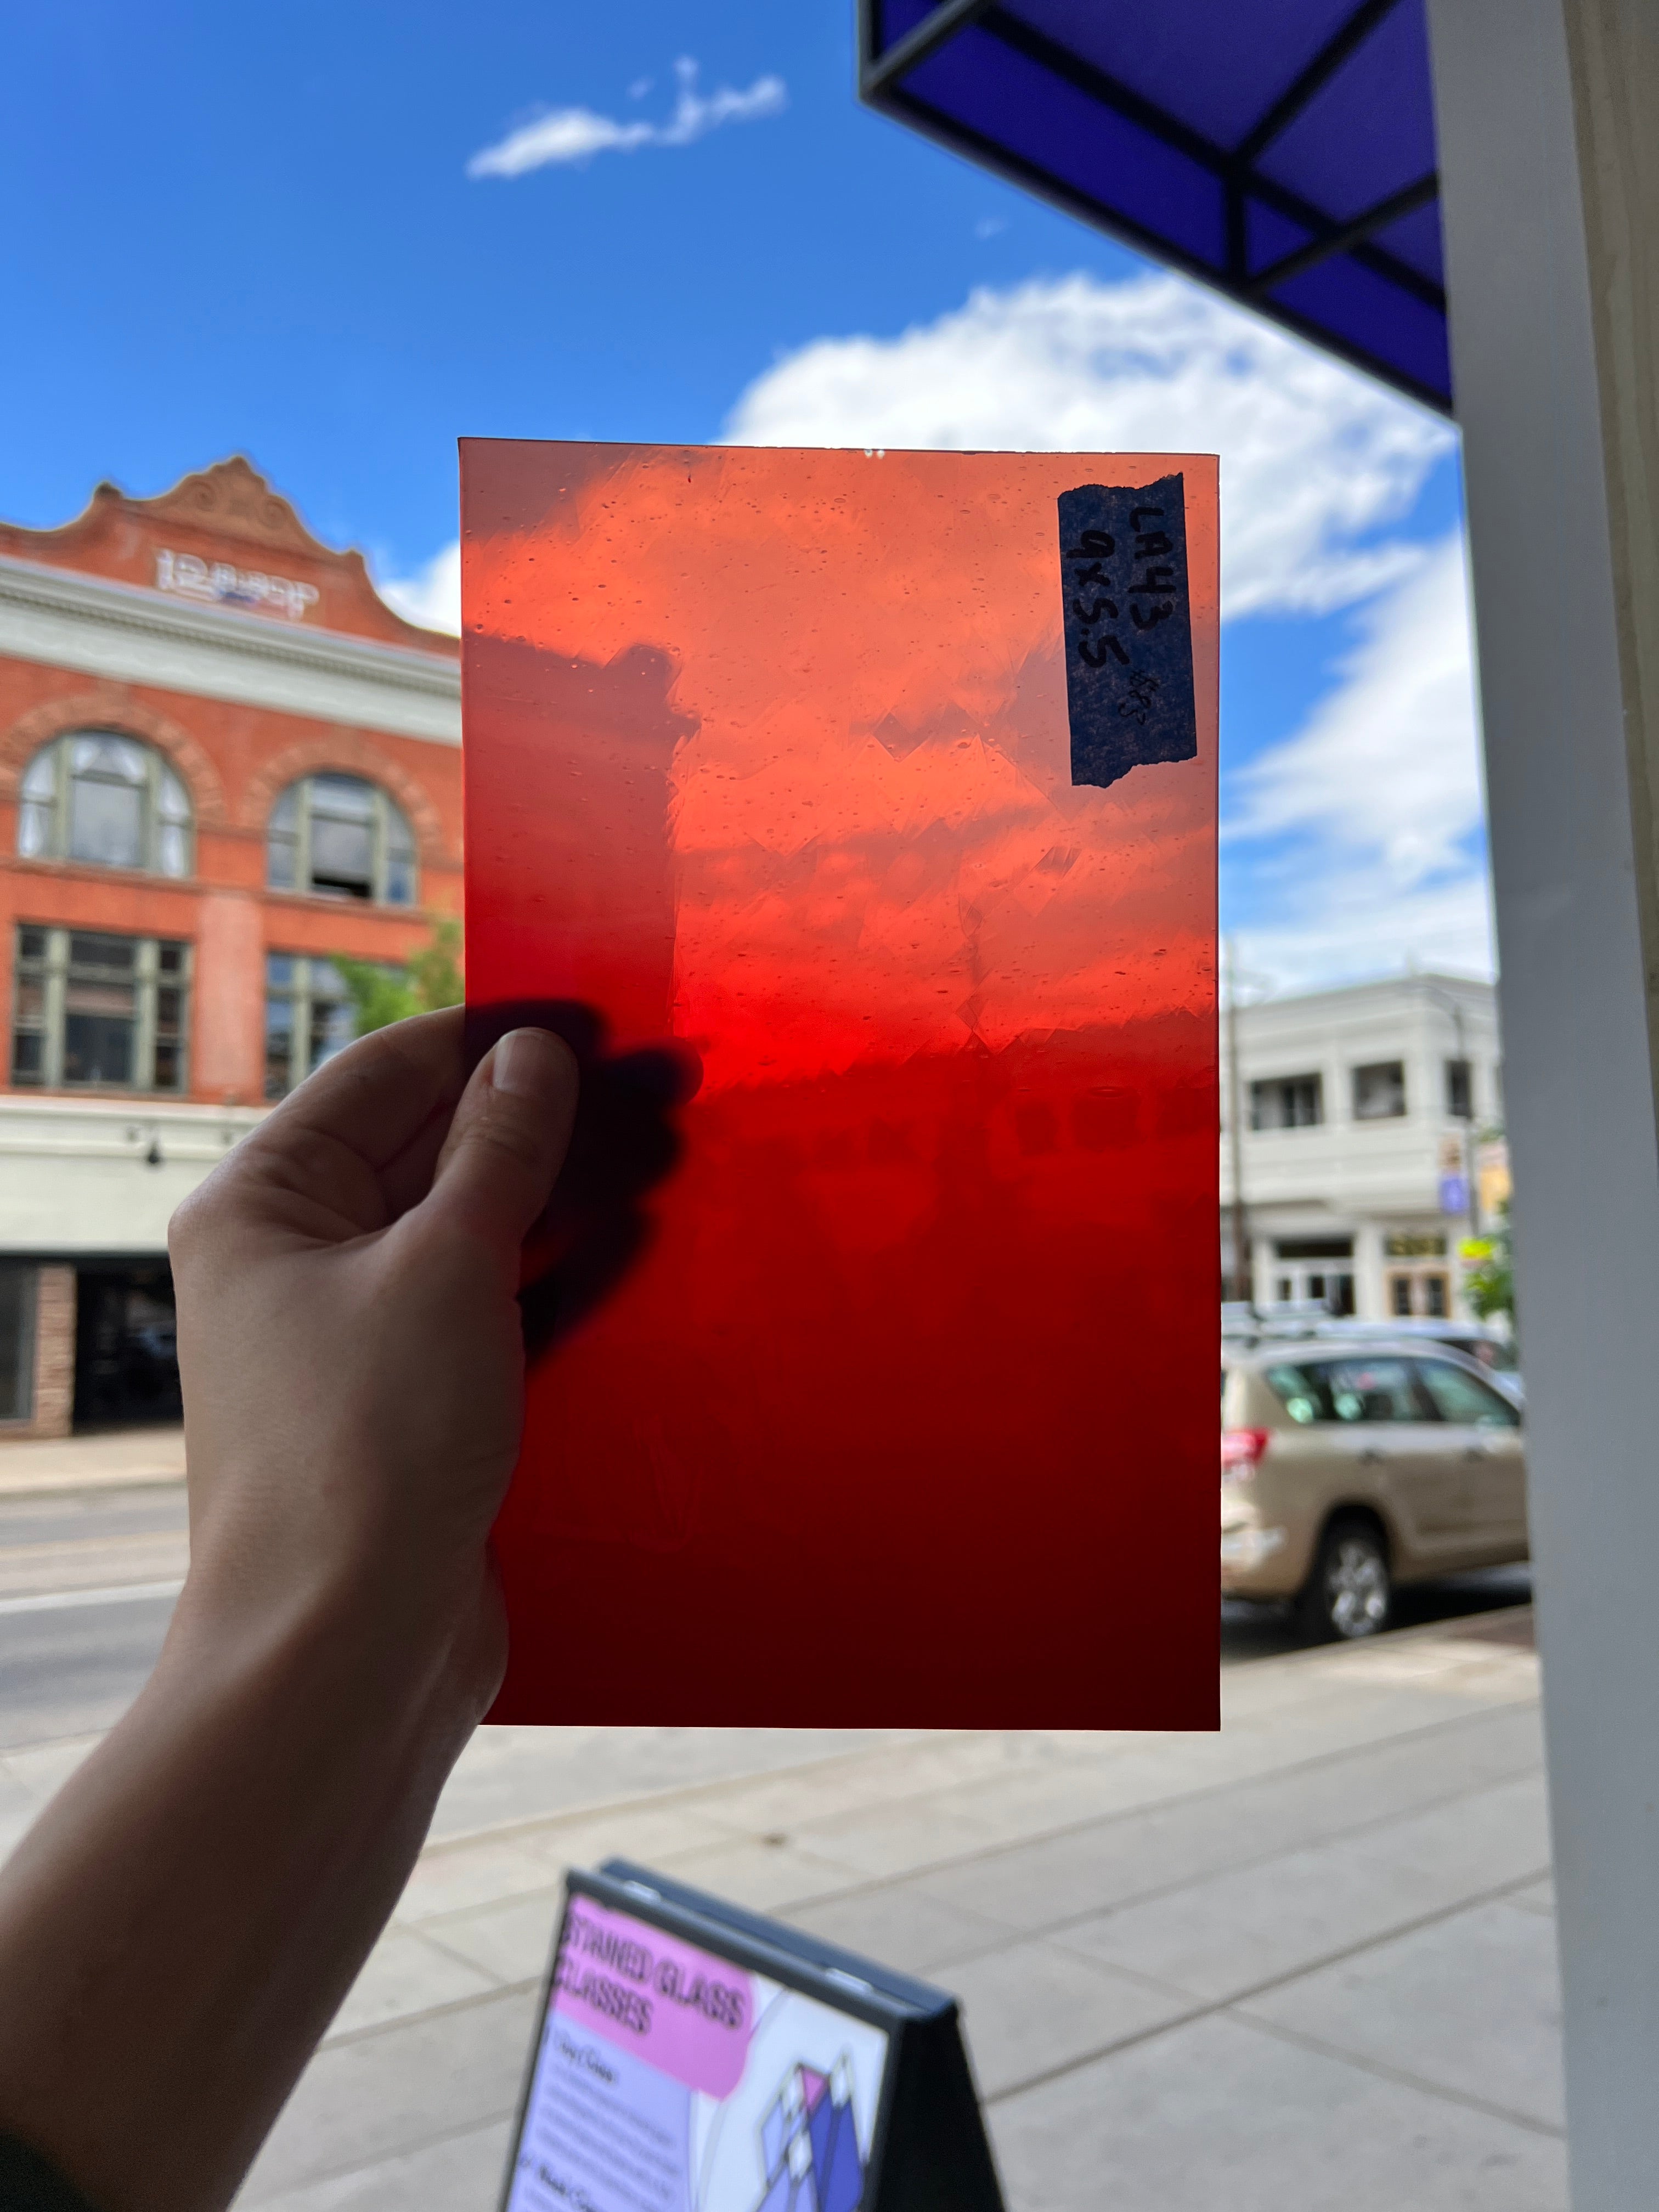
[552,1897,751,2099]
[508,1897,891,2212]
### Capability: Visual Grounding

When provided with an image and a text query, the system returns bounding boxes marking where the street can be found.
[0,1484,185,1750]
[0,1477,1536,1750]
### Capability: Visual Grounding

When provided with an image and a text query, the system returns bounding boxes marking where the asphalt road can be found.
[1220,1561,1533,1661]
[0,1485,186,1751]
[0,1484,1535,1754]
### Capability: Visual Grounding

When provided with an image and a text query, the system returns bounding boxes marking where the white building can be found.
[1221,973,1504,1323]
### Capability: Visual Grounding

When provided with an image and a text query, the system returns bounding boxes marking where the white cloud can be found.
[469,110,653,173]
[1223,535,1494,988]
[725,270,1453,621]
[1229,537,1481,882]
[380,541,460,634]
[1231,874,1494,997]
[422,275,1480,990]
[467,57,785,179]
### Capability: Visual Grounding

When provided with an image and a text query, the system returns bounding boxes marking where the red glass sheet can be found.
[462,441,1218,1728]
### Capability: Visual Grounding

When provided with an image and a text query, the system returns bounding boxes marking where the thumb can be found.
[422,1027,579,1257]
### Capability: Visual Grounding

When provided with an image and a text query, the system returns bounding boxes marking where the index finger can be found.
[255,1006,467,1175]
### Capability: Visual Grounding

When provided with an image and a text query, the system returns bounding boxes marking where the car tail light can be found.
[1222,1429,1271,1481]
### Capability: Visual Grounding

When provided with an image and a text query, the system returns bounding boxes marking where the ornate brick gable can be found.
[0,458,459,659]
[135,456,325,557]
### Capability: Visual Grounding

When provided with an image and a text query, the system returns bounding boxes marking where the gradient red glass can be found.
[462,441,1218,1728]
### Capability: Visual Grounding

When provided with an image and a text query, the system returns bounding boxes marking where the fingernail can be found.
[491,1028,572,1099]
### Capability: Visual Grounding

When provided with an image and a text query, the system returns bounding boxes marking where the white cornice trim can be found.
[0,554,461,746]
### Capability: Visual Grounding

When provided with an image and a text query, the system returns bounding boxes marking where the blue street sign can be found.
[1440,1173,1470,1215]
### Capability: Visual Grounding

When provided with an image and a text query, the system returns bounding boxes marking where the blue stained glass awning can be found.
[858,0,1450,413]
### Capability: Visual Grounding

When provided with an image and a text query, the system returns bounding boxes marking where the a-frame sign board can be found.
[499,1859,1006,2211]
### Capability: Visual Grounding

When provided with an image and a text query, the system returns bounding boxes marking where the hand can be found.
[0,1011,578,2212]
[174,1008,578,1699]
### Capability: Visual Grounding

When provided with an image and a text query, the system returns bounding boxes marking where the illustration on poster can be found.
[755,2058,864,2212]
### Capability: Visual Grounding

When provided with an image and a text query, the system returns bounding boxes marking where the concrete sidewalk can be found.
[0,1425,185,1497]
[206,1609,1559,2210]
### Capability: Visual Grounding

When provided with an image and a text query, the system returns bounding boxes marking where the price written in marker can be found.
[1058,475,1198,791]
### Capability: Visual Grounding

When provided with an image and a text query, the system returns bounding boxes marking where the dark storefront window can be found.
[74,1266,180,1428]
[0,1265,35,1424]
[11,927,190,1092]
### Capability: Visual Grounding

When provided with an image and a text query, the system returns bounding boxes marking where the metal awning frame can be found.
[858,0,1451,414]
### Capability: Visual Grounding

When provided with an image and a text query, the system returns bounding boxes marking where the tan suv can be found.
[1221,1339,1528,1640]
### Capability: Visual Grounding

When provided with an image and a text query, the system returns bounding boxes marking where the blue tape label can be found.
[1058,475,1197,789]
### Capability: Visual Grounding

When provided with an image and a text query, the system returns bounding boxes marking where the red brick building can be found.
[0,459,460,1434]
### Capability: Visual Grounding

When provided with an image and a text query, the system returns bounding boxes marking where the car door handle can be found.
[1359,1448,1384,1465]
[1463,1445,1489,1460]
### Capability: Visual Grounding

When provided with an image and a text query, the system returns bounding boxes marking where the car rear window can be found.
[1265,1357,1426,1423]
[1414,1358,1520,1427]
[1452,1334,1519,1373]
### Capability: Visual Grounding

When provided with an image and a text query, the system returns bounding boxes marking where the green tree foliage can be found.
[335,915,463,1037]
[1461,1198,1515,1328]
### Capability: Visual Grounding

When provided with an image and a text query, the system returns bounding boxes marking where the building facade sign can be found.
[154,549,319,621]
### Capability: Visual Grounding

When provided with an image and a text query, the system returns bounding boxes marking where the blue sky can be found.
[1,1,1488,992]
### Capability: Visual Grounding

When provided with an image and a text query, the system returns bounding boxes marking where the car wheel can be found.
[1296,1516,1391,1642]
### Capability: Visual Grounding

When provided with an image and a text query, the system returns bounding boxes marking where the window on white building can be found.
[1444,1057,1474,1119]
[18,733,193,878]
[1352,1060,1407,1120]
[267,775,417,905]
[1250,1073,1323,1130]
[12,926,190,1091]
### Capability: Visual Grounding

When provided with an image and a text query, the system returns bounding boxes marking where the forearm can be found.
[0,1562,493,2212]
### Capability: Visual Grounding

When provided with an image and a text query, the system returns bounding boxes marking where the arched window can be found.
[267,774,417,905]
[18,733,193,878]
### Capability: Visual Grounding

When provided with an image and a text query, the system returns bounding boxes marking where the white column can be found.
[1352,1221,1385,1323]
[1249,1232,1273,1307]
[1427,4,1659,2200]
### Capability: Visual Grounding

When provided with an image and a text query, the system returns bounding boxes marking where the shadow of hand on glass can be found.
[467,1000,701,1364]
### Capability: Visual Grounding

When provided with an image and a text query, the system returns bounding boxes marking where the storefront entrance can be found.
[1383,1232,1453,1320]
[74,1263,180,1428]
[1271,1237,1356,1316]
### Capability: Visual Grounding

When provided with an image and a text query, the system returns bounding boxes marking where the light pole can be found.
[1224,940,1249,1307]
[1223,939,1273,1311]
[1423,981,1481,1252]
